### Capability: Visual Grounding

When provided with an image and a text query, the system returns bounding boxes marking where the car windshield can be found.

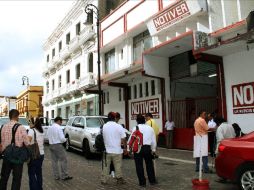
[18,118,29,126]
[86,117,103,128]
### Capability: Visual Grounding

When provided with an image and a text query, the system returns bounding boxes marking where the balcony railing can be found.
[78,72,96,89]
[79,26,95,46]
[59,45,70,61]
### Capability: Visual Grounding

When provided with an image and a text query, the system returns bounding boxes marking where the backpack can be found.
[128,126,143,154]
[2,123,30,164]
[95,128,105,152]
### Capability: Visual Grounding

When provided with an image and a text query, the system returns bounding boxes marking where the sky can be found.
[0,0,74,96]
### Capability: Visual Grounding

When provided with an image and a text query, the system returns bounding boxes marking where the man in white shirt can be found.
[207,113,217,157]
[47,117,72,181]
[101,112,126,185]
[165,119,175,149]
[128,114,157,187]
[215,118,236,154]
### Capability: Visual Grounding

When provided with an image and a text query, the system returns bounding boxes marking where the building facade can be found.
[0,96,17,116]
[88,0,254,149]
[16,86,43,118]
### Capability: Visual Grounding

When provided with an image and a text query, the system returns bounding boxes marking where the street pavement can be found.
[1,146,238,190]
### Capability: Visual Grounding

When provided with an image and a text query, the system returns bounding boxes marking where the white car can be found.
[0,116,30,131]
[43,118,68,142]
[64,116,108,158]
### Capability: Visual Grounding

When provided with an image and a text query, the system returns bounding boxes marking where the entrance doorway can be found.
[169,51,221,149]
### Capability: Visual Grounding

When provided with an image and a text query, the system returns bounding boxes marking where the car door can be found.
[74,117,85,148]
[69,117,80,146]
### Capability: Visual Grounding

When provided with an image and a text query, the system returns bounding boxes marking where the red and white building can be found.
[87,0,254,149]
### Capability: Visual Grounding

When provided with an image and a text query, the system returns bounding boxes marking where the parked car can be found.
[43,118,68,142]
[64,115,108,158]
[215,132,254,190]
[0,116,30,131]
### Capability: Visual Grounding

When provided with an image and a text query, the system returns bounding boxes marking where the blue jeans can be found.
[28,155,44,190]
[195,156,209,172]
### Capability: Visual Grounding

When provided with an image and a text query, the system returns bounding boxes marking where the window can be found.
[119,88,122,101]
[139,83,143,98]
[58,75,62,88]
[57,108,61,117]
[66,70,70,84]
[88,53,93,73]
[107,92,109,104]
[66,33,70,45]
[46,81,49,93]
[52,48,55,58]
[75,104,80,115]
[76,64,80,79]
[105,49,115,74]
[128,86,132,100]
[134,85,137,99]
[47,55,49,62]
[145,82,149,97]
[51,110,54,118]
[133,30,152,62]
[120,49,123,60]
[65,106,70,118]
[151,80,155,96]
[72,117,80,127]
[76,22,81,35]
[46,111,49,118]
[59,41,62,52]
[52,79,55,91]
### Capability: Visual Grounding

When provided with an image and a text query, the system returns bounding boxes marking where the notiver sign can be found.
[232,82,254,114]
[131,98,160,120]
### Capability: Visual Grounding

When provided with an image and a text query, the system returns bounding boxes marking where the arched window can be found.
[88,53,93,73]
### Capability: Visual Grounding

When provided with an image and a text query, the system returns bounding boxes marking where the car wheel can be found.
[83,139,91,159]
[65,136,71,151]
[238,165,254,190]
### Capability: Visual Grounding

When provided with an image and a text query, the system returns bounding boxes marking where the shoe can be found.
[62,176,73,180]
[203,170,213,174]
[150,181,158,185]
[139,184,146,188]
[116,178,126,184]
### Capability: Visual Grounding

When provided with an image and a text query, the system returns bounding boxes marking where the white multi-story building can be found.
[85,0,254,149]
[0,96,16,116]
[42,0,99,119]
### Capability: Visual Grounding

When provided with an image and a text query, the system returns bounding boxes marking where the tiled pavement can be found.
[1,146,238,190]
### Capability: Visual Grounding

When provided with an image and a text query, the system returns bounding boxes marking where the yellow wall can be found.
[16,86,43,118]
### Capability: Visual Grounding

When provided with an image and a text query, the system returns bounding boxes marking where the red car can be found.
[215,132,254,190]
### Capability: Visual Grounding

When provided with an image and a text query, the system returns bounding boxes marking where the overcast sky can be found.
[0,0,74,96]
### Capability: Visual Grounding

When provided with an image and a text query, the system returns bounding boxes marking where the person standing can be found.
[27,117,44,190]
[47,116,72,180]
[145,113,159,142]
[193,111,211,173]
[129,114,157,187]
[101,112,126,185]
[207,113,217,157]
[0,109,29,190]
[165,119,175,149]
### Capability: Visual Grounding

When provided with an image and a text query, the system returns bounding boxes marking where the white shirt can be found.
[208,119,217,129]
[28,128,44,155]
[129,124,157,152]
[165,121,175,130]
[47,123,66,145]
[103,121,126,154]
[215,122,236,153]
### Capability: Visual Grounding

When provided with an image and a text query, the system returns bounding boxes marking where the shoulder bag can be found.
[27,129,40,161]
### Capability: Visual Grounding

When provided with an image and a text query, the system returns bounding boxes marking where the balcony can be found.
[59,45,70,61]
[79,26,95,46]
[78,73,96,89]
[69,36,80,52]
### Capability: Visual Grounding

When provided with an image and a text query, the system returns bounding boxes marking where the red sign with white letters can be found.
[232,82,254,114]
